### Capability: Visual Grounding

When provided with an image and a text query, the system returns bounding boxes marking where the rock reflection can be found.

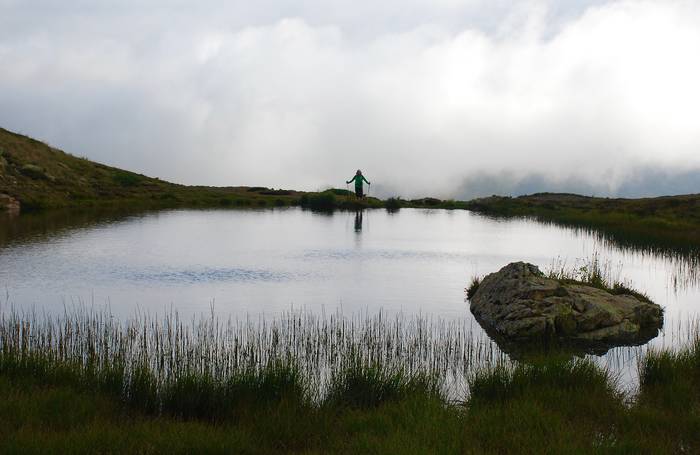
[473,313,662,360]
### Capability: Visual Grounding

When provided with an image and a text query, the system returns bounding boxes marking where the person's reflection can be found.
[354,210,363,233]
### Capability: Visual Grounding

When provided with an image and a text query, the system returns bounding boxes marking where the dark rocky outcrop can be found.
[469,262,663,354]
[0,193,20,212]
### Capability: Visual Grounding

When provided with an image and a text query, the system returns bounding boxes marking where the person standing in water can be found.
[347,170,370,198]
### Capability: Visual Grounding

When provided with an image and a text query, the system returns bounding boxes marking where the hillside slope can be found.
[0,127,458,212]
[0,127,301,211]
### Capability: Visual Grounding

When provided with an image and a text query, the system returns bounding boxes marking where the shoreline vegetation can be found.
[0,305,698,452]
[463,193,700,251]
[3,126,700,251]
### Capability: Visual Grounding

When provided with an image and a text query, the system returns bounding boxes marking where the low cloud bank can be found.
[1,1,700,198]
[454,167,700,200]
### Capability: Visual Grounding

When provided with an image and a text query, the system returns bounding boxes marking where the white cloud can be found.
[1,0,700,197]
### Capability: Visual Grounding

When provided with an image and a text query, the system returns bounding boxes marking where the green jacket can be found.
[347,174,370,190]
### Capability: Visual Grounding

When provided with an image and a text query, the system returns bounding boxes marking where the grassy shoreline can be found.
[4,125,700,250]
[1,306,699,452]
[464,193,700,250]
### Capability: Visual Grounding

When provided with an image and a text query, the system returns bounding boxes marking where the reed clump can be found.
[547,253,653,302]
[300,191,337,210]
[637,337,700,411]
[465,276,481,300]
[384,197,403,211]
[468,357,619,406]
[0,306,504,420]
[325,361,443,409]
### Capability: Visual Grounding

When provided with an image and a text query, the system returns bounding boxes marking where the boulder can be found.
[469,262,663,353]
[0,193,20,212]
[20,163,48,180]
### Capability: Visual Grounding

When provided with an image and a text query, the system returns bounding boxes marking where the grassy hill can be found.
[0,127,468,212]
[0,127,306,211]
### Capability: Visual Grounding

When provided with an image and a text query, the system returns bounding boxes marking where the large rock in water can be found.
[470,262,663,353]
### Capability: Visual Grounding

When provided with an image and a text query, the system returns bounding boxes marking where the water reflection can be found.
[510,215,700,291]
[472,315,664,360]
[592,234,700,293]
[4,208,700,293]
[0,207,154,248]
[354,210,363,233]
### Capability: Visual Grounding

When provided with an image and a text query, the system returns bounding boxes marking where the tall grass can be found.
[547,252,615,286]
[465,276,481,300]
[637,326,700,410]
[547,253,653,302]
[0,305,506,418]
[325,360,444,408]
[468,357,618,405]
[2,304,700,451]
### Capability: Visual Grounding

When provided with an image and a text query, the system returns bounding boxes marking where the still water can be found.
[1,207,698,379]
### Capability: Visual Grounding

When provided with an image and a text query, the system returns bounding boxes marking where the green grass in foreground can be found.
[2,347,700,453]
[1,307,699,453]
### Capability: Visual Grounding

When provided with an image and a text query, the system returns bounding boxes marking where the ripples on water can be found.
[127,267,305,284]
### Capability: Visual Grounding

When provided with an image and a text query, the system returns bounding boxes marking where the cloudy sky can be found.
[1,0,700,198]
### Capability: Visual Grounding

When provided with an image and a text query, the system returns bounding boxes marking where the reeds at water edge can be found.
[2,301,698,420]
[0,304,507,416]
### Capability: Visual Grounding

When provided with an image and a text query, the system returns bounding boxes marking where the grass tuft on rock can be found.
[548,254,653,302]
[465,276,481,300]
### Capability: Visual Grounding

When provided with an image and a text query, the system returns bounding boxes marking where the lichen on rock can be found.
[469,262,663,354]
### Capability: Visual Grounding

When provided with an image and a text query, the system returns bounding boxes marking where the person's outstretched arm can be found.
[362,176,370,184]
[346,176,356,184]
